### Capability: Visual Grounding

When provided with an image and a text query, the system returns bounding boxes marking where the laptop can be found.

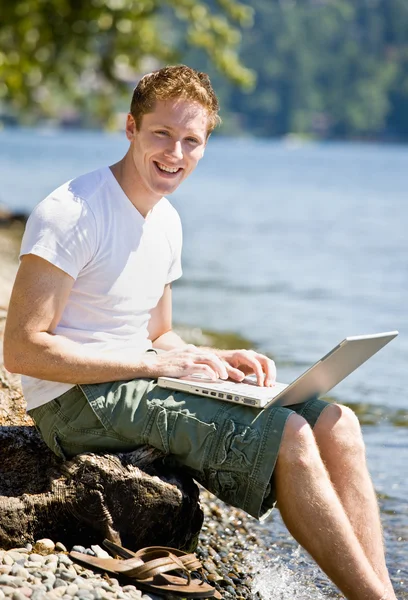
[157,331,398,409]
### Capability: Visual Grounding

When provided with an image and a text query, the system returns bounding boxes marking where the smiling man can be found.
[4,66,396,600]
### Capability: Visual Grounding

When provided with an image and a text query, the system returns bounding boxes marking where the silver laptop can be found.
[157,331,398,409]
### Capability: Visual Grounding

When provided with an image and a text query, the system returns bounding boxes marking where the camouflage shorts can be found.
[29,379,329,520]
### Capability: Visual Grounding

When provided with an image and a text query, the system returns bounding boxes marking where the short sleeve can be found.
[166,208,183,284]
[20,194,97,280]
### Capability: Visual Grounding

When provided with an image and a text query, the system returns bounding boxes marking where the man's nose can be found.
[166,140,183,160]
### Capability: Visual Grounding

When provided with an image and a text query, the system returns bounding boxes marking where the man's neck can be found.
[110,155,161,218]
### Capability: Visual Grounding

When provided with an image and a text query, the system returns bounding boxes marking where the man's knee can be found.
[277,413,319,467]
[314,403,365,457]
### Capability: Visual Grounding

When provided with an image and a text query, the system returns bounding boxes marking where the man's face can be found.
[125,97,209,201]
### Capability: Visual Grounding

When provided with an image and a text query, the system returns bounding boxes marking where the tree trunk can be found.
[0,425,203,551]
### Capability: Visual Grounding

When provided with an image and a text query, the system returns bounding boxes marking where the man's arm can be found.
[148,283,186,350]
[4,255,228,383]
[148,283,276,386]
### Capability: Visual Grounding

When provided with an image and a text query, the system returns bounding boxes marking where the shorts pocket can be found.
[53,386,106,434]
[142,404,217,472]
[212,419,260,473]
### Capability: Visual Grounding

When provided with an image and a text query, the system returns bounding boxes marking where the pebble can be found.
[90,546,110,559]
[0,566,12,574]
[56,556,72,568]
[32,541,55,557]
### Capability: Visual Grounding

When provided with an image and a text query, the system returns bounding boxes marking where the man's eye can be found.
[186,137,199,144]
[156,130,169,136]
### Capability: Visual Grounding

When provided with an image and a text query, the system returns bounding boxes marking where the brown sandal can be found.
[70,546,221,598]
[103,538,203,572]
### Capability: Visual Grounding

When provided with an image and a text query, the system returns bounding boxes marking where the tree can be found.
[0,0,255,123]
[196,0,408,139]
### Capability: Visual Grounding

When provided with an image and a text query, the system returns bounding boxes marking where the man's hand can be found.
[143,345,230,381]
[217,349,276,387]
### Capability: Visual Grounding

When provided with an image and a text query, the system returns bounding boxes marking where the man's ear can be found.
[125,113,136,141]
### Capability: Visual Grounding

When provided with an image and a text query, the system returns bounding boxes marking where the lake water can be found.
[1,128,407,598]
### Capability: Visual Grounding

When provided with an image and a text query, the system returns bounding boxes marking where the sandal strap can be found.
[135,547,202,571]
[120,551,190,583]
[103,539,202,572]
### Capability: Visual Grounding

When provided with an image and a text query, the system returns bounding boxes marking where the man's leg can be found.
[313,404,395,596]
[274,413,392,600]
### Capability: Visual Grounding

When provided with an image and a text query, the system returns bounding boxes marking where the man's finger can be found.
[256,354,276,386]
[183,363,219,380]
[193,352,229,380]
[235,351,265,385]
[225,363,245,382]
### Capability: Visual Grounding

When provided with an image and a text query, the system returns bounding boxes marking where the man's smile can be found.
[154,161,183,175]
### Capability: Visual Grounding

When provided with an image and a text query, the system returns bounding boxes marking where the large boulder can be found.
[0,425,203,551]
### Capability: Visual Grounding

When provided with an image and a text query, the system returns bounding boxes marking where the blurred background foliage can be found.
[0,0,254,125]
[0,0,407,139]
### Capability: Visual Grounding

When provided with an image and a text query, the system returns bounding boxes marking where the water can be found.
[1,128,407,597]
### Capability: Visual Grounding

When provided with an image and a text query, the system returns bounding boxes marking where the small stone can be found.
[203,560,217,574]
[54,544,67,553]
[3,555,15,566]
[57,571,76,583]
[76,592,94,600]
[50,589,65,599]
[7,552,26,565]
[90,546,110,559]
[65,584,78,596]
[220,574,234,586]
[45,556,58,565]
[31,592,46,600]
[1,587,16,596]
[74,579,94,592]
[28,555,44,564]
[42,572,56,583]
[0,590,4,600]
[0,566,12,574]
[57,556,72,567]
[25,544,33,552]
[0,575,19,587]
[33,540,55,556]
[11,566,29,578]
[14,589,33,599]
[96,583,112,592]
[71,546,86,554]
[121,586,137,593]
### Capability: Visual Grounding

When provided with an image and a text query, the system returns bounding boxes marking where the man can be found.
[4,65,395,600]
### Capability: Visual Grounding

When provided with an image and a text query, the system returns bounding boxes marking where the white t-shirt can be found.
[20,166,182,410]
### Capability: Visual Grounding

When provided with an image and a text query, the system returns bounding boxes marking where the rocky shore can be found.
[0,220,267,599]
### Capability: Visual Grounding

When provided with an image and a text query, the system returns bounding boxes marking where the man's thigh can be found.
[29,380,329,520]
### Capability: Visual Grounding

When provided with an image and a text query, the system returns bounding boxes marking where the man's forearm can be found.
[151,329,187,351]
[4,331,157,384]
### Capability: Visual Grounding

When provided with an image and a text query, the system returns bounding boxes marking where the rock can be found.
[56,556,72,567]
[33,540,55,556]
[90,546,110,559]
[0,428,203,552]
